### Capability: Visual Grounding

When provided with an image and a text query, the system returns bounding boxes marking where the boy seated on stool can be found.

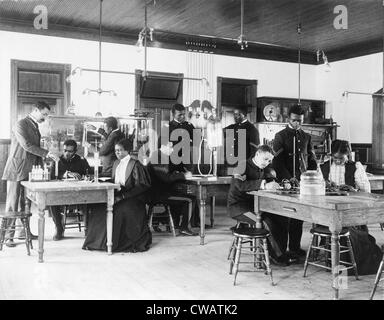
[227,144,291,266]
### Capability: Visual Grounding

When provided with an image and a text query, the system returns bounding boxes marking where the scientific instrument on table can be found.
[29,164,50,182]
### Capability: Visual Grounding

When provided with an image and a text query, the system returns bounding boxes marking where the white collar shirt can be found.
[114,154,131,186]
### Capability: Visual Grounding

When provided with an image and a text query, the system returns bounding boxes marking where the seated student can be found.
[321,139,370,192]
[227,145,291,266]
[83,139,152,252]
[320,139,383,275]
[147,140,198,236]
[50,139,91,240]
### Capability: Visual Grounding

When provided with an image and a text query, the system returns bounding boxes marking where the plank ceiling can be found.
[0,0,383,64]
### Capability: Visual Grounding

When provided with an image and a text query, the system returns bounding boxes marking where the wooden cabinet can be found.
[372,89,384,173]
[256,96,326,124]
[255,122,337,158]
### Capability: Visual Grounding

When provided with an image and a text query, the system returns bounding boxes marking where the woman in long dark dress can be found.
[83,139,152,252]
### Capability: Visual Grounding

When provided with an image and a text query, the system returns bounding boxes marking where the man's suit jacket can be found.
[224,120,260,164]
[99,129,125,176]
[2,116,48,181]
[111,157,151,201]
[272,125,317,181]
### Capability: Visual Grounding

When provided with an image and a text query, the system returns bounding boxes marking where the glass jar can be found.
[300,170,325,196]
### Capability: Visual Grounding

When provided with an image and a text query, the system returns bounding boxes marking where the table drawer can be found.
[173,184,195,195]
[259,198,311,219]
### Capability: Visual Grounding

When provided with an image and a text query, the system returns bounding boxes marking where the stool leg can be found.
[76,209,82,232]
[233,237,242,286]
[229,236,237,275]
[346,235,359,280]
[324,236,331,269]
[263,238,274,286]
[227,236,236,260]
[166,205,176,237]
[21,218,31,256]
[369,259,384,300]
[252,238,257,267]
[303,233,315,277]
[0,217,7,251]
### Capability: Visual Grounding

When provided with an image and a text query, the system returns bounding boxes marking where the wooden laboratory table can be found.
[21,180,120,263]
[173,176,232,245]
[249,190,384,300]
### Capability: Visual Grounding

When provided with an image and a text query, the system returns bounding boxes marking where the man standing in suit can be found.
[87,116,125,176]
[224,105,260,174]
[2,101,59,247]
[168,103,195,174]
[272,104,317,261]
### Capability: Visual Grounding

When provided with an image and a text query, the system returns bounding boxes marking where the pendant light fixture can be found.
[297,22,302,105]
[82,0,117,97]
[237,0,248,50]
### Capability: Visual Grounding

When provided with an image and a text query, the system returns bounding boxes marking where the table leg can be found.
[199,199,206,245]
[331,230,341,300]
[37,206,45,263]
[106,189,114,255]
[210,196,215,228]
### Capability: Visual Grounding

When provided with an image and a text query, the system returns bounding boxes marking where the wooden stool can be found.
[0,211,33,255]
[229,227,274,286]
[227,222,251,260]
[369,245,384,300]
[303,226,358,280]
[147,202,176,237]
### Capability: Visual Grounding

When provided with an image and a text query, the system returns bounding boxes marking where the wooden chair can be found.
[61,205,87,233]
[303,226,358,280]
[369,245,384,300]
[229,226,274,286]
[0,211,33,255]
[147,202,176,237]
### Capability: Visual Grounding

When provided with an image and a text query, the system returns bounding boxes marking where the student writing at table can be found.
[49,139,91,241]
[319,139,383,275]
[227,145,291,266]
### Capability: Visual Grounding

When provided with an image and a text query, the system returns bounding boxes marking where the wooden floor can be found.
[0,200,383,300]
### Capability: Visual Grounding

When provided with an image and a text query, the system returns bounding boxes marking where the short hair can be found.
[115,138,133,153]
[234,104,249,116]
[256,144,274,155]
[63,139,78,151]
[35,101,51,111]
[172,103,185,115]
[104,116,118,130]
[288,104,305,116]
[331,139,351,156]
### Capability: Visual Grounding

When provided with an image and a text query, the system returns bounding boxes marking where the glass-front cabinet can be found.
[39,115,153,165]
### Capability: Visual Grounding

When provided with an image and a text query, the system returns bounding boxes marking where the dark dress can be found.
[82,158,152,252]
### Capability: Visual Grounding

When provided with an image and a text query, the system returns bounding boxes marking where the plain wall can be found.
[316,53,383,143]
[0,30,318,139]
